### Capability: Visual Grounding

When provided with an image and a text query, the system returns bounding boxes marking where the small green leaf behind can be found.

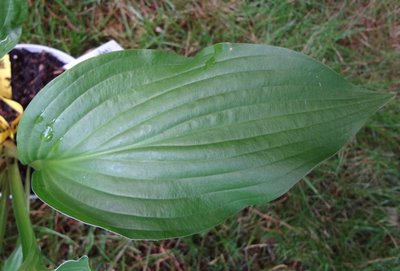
[0,241,47,271]
[2,244,23,271]
[55,256,91,271]
[0,0,27,57]
[17,43,394,240]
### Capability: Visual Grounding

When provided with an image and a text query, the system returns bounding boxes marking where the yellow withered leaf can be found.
[0,115,11,143]
[0,55,24,144]
[0,97,23,143]
[0,54,12,99]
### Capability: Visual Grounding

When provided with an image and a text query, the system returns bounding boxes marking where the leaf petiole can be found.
[5,142,48,270]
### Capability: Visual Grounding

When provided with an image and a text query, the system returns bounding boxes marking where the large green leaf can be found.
[17,44,393,240]
[0,0,27,57]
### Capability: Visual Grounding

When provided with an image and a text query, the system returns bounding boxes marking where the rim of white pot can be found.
[15,43,75,64]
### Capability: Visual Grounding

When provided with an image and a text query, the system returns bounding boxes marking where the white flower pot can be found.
[15,44,75,64]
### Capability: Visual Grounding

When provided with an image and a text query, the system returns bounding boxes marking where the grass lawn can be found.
[2,0,399,270]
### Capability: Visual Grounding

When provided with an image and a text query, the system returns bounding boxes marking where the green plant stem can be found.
[0,172,9,252]
[2,142,48,270]
[7,159,49,270]
[25,166,31,211]
[8,159,34,257]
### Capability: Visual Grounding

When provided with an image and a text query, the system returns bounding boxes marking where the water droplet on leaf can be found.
[50,118,57,125]
[205,56,216,69]
[40,125,54,142]
[34,115,44,124]
[205,44,225,69]
[214,44,223,55]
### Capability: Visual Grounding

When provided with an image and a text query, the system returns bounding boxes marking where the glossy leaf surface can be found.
[17,44,392,239]
[0,0,27,57]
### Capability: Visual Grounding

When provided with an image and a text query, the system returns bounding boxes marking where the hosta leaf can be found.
[0,0,27,57]
[17,44,393,239]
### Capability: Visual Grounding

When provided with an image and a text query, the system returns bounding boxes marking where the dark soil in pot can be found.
[10,48,65,108]
[0,48,66,187]
[0,48,65,120]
